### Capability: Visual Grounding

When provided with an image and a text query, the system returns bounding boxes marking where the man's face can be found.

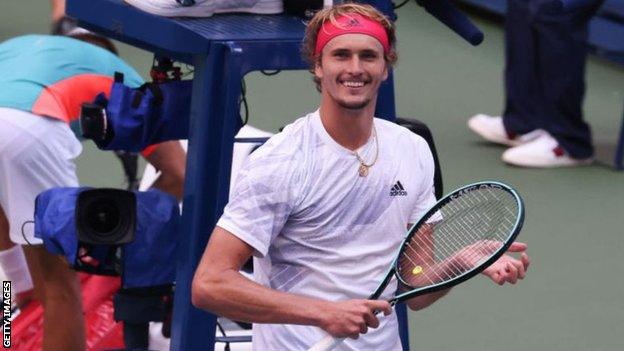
[315,33,388,111]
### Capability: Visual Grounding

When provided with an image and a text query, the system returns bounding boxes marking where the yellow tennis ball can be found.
[412,266,423,275]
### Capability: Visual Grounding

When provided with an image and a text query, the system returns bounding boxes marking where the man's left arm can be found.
[402,223,451,311]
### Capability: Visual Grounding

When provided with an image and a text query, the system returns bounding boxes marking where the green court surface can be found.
[2,1,623,350]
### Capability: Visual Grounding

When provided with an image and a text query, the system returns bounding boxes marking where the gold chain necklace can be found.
[353,125,378,177]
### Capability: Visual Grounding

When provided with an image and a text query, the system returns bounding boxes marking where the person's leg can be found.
[532,0,604,158]
[23,246,85,351]
[0,112,36,308]
[0,207,34,307]
[0,208,13,250]
[502,0,541,135]
[0,108,85,350]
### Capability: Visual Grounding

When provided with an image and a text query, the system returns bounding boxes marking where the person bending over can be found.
[0,31,185,351]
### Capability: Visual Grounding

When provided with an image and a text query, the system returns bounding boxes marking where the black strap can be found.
[131,90,144,109]
[147,83,164,106]
[114,71,124,83]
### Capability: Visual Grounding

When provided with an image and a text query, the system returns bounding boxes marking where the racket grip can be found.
[307,310,390,350]
[307,335,345,351]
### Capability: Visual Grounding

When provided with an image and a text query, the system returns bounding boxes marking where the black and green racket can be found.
[308,181,525,351]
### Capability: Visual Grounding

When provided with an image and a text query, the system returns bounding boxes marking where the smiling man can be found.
[191,3,529,350]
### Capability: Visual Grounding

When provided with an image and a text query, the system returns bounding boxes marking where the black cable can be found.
[21,221,34,245]
[215,321,231,351]
[239,70,280,127]
[394,0,410,9]
[114,151,139,191]
[239,79,249,126]
[260,69,281,76]
[182,64,195,79]
[215,320,227,337]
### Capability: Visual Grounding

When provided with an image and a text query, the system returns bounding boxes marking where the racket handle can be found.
[307,310,390,350]
[307,335,345,351]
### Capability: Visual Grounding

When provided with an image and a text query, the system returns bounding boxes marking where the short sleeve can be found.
[216,147,303,258]
[408,137,437,224]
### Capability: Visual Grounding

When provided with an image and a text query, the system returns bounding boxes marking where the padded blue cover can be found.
[34,187,180,288]
[94,79,194,152]
[34,187,86,263]
[122,190,180,288]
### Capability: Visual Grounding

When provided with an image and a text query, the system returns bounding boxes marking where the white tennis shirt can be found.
[217,110,437,350]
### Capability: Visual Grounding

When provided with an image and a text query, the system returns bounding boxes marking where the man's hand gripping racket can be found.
[308,181,526,351]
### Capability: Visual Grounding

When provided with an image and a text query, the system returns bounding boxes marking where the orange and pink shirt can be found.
[0,35,143,125]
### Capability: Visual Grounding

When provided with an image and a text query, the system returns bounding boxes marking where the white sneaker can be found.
[124,0,283,18]
[468,114,542,147]
[215,0,283,14]
[502,131,593,168]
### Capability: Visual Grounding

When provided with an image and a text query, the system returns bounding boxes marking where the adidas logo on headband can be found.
[314,13,390,55]
[346,18,362,27]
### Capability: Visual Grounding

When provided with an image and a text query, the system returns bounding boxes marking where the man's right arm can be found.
[191,226,392,339]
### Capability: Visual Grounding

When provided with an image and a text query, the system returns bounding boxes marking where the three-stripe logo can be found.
[390,181,408,196]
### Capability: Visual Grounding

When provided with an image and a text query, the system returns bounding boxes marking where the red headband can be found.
[314,13,390,56]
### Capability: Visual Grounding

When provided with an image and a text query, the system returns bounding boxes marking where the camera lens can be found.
[76,189,136,245]
[80,103,108,141]
[85,199,121,235]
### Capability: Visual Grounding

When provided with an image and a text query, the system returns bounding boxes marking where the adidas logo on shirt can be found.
[390,181,408,196]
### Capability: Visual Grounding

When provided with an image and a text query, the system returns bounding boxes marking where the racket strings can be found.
[402,234,465,286]
[436,188,516,259]
[397,187,519,288]
[401,233,450,285]
[403,225,479,285]
[402,199,506,280]
[459,187,517,234]
[400,222,474,285]
[441,187,516,246]
[437,195,511,257]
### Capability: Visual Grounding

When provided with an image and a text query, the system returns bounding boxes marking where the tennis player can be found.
[192,3,530,350]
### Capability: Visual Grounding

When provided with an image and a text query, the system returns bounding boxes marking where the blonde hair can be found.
[302,2,398,90]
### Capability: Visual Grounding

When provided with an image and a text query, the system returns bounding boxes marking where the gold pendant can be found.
[358,164,369,177]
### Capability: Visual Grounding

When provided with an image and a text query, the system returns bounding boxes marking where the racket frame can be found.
[370,181,525,305]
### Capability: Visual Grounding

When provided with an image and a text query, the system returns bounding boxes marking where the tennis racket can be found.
[308,181,525,351]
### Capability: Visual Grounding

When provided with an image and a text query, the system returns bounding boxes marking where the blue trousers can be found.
[502,0,604,158]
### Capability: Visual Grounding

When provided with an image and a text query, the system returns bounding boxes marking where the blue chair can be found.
[67,2,387,350]
[66,1,477,350]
